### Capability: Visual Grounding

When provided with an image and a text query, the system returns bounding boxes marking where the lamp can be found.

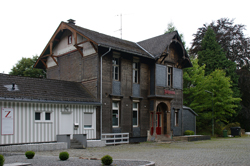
[205,90,214,136]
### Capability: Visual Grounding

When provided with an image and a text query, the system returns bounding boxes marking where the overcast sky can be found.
[0,0,249,74]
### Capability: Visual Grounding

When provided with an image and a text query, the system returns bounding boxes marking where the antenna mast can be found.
[120,14,122,39]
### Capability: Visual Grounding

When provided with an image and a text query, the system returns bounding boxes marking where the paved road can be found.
[6,137,250,165]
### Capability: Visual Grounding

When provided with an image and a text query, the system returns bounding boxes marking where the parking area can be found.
[5,136,250,166]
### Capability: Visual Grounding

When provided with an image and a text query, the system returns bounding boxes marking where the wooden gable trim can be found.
[34,22,98,68]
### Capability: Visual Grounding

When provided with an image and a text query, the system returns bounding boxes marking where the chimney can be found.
[67,19,75,25]
[12,82,15,90]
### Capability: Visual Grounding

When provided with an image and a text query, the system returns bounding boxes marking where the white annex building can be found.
[0,73,100,146]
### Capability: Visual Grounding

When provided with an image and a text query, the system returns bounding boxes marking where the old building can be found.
[34,19,196,142]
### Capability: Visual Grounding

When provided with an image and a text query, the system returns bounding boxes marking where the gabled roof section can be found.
[138,31,192,67]
[66,23,153,59]
[34,20,192,69]
[34,21,154,69]
[138,31,177,58]
[0,74,99,104]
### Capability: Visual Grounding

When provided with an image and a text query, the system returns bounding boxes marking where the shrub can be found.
[184,130,195,135]
[25,151,35,159]
[0,155,4,166]
[59,152,69,161]
[101,155,113,165]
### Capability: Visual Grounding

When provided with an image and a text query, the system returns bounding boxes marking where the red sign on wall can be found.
[164,89,175,95]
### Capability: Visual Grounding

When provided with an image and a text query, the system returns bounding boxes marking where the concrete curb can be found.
[113,159,155,166]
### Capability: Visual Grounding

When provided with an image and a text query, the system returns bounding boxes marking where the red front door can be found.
[150,112,162,135]
[156,112,162,135]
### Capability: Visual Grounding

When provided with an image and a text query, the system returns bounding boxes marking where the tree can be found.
[190,18,250,68]
[183,59,241,132]
[197,26,241,118]
[9,55,46,78]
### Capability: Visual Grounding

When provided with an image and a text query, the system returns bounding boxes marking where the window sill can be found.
[35,120,53,123]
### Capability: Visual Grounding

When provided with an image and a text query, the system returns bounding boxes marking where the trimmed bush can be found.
[0,155,4,166]
[184,130,195,135]
[25,151,35,159]
[101,155,113,165]
[59,152,69,161]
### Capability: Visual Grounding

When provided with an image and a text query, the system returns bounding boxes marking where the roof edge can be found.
[0,97,101,106]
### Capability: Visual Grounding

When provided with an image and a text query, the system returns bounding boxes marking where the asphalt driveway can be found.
[4,136,250,166]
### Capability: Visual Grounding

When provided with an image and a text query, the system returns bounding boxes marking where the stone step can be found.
[70,139,84,149]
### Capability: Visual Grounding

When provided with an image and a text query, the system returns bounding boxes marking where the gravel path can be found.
[3,136,250,166]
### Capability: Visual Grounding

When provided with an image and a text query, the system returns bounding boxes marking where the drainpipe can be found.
[100,47,111,139]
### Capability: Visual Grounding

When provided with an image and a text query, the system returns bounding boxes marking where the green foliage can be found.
[183,58,241,132]
[101,155,113,165]
[59,152,69,161]
[197,27,241,121]
[9,55,46,78]
[184,130,194,135]
[190,18,250,68]
[25,151,35,159]
[0,155,4,166]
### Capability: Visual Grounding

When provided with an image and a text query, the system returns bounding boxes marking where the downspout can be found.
[100,47,111,139]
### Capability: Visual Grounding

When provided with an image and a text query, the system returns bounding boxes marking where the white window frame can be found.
[68,35,72,44]
[112,101,119,127]
[133,102,139,127]
[35,111,53,123]
[167,66,173,87]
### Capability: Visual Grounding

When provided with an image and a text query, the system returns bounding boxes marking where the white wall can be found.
[0,101,96,145]
[46,30,97,68]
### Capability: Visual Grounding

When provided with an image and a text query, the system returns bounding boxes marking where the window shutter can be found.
[84,114,92,125]
[173,67,183,89]
[156,64,166,86]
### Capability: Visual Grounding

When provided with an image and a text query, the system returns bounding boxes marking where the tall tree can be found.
[197,26,241,121]
[9,55,46,78]
[183,59,241,132]
[190,18,250,68]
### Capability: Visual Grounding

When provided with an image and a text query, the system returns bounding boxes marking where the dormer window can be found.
[68,35,72,44]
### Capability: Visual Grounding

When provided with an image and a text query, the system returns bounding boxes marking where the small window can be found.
[133,62,139,83]
[35,112,41,120]
[133,102,139,127]
[175,109,179,126]
[112,101,119,127]
[84,113,92,128]
[167,66,173,87]
[45,112,51,120]
[68,35,72,44]
[35,112,52,122]
[112,57,120,81]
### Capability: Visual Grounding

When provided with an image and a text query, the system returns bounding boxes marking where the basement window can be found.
[35,112,52,122]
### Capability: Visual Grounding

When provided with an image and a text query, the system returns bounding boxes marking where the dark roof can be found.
[183,105,198,116]
[66,23,153,59]
[0,74,98,104]
[138,31,177,58]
